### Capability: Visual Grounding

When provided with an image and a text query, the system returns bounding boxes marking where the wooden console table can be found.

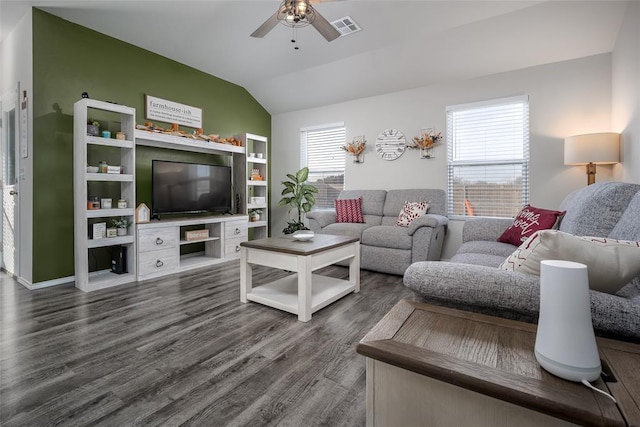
[357,300,640,427]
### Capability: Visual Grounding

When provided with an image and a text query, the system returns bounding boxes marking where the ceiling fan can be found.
[251,0,341,42]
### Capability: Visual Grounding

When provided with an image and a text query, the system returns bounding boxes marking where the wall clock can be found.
[375,129,406,161]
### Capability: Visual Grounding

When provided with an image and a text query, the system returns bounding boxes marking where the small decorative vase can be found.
[353,153,363,163]
[117,227,127,236]
[250,213,260,222]
[87,124,99,136]
[420,147,434,159]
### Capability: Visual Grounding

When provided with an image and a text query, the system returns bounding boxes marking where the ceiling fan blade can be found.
[250,12,279,38]
[311,9,341,42]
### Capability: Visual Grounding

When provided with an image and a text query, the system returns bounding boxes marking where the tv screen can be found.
[152,160,232,215]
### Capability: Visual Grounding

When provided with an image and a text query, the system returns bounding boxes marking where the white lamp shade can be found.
[564,132,619,165]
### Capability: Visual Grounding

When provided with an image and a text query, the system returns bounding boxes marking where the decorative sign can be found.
[145,95,202,128]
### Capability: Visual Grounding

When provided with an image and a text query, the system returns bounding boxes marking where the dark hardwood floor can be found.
[0,263,417,426]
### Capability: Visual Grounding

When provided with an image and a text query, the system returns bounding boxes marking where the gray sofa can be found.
[404,182,640,342]
[306,189,448,275]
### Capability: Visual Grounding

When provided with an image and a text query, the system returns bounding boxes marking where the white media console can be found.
[137,215,248,281]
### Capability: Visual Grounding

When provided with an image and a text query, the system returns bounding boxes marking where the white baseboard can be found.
[19,275,74,290]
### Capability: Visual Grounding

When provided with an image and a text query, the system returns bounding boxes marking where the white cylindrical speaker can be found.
[534,260,601,382]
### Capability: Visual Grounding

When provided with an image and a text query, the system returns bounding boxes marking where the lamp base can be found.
[535,349,601,382]
[586,162,596,185]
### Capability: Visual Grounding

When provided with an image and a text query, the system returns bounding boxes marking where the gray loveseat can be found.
[404,182,640,342]
[306,189,448,275]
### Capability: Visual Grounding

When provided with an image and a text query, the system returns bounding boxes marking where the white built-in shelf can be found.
[87,235,134,249]
[247,158,267,164]
[247,180,268,186]
[74,98,137,292]
[179,236,221,245]
[248,221,268,229]
[86,135,134,149]
[87,208,134,218]
[86,173,134,182]
[87,270,137,290]
[247,203,267,210]
[135,130,245,155]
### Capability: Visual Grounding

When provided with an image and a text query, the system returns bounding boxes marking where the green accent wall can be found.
[32,9,270,283]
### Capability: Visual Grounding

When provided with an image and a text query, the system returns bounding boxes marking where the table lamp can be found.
[564,133,619,185]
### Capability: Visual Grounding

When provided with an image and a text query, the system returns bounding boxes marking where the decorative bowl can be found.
[292,230,314,241]
[86,166,99,173]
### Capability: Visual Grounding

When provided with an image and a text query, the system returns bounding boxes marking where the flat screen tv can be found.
[152,160,232,216]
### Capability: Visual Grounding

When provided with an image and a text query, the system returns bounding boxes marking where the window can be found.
[447,95,529,218]
[300,123,346,209]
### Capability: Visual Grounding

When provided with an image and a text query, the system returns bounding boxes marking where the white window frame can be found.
[300,122,346,210]
[446,95,530,219]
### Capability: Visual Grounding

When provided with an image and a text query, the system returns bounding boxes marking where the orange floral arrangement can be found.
[340,138,366,156]
[409,131,442,150]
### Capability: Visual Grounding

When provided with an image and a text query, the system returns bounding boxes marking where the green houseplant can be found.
[278,167,318,234]
[111,217,131,236]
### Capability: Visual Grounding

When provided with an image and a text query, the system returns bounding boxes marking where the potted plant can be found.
[111,217,131,236]
[249,209,262,222]
[87,119,100,136]
[278,166,318,234]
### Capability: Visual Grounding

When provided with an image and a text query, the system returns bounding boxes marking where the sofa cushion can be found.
[335,198,364,223]
[456,240,517,258]
[322,222,373,239]
[497,204,565,246]
[396,201,429,227]
[499,229,640,294]
[381,189,446,225]
[449,252,511,268]
[609,191,640,241]
[559,182,640,237]
[338,190,386,219]
[361,225,412,250]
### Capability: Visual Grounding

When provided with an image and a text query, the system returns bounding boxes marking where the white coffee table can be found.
[240,234,360,322]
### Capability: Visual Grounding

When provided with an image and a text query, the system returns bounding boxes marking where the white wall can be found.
[272,54,613,258]
[0,9,33,285]
[613,1,640,184]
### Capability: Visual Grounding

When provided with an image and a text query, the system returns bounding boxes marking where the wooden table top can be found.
[357,300,640,427]
[240,234,359,256]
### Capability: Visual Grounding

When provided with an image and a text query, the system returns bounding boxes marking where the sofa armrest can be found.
[306,210,336,229]
[462,217,513,243]
[407,214,449,236]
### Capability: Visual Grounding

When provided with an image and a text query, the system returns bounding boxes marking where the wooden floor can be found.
[0,262,417,426]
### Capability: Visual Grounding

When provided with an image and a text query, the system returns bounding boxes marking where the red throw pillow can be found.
[335,198,364,223]
[497,204,566,246]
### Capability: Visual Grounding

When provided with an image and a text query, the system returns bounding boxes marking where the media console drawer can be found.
[138,247,179,277]
[138,228,179,252]
[225,221,248,239]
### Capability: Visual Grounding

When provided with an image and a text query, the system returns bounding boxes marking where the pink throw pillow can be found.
[335,198,365,223]
[497,204,565,246]
[396,201,429,227]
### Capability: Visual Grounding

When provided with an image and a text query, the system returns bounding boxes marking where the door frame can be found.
[0,84,21,278]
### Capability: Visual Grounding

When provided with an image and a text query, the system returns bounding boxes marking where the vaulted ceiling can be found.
[1,1,629,114]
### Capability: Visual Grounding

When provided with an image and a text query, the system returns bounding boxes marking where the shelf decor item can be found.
[408,129,443,159]
[87,119,99,136]
[135,203,151,224]
[111,217,131,236]
[341,136,366,163]
[185,229,209,241]
[249,209,262,222]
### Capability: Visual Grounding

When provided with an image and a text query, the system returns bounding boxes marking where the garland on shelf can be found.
[135,122,243,146]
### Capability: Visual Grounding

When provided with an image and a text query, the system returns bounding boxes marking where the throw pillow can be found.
[335,198,364,223]
[499,229,640,294]
[497,204,566,246]
[396,201,429,227]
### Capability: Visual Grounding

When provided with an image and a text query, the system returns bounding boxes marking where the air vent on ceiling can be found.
[331,16,361,37]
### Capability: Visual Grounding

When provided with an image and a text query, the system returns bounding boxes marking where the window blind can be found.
[300,124,346,209]
[446,95,529,218]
